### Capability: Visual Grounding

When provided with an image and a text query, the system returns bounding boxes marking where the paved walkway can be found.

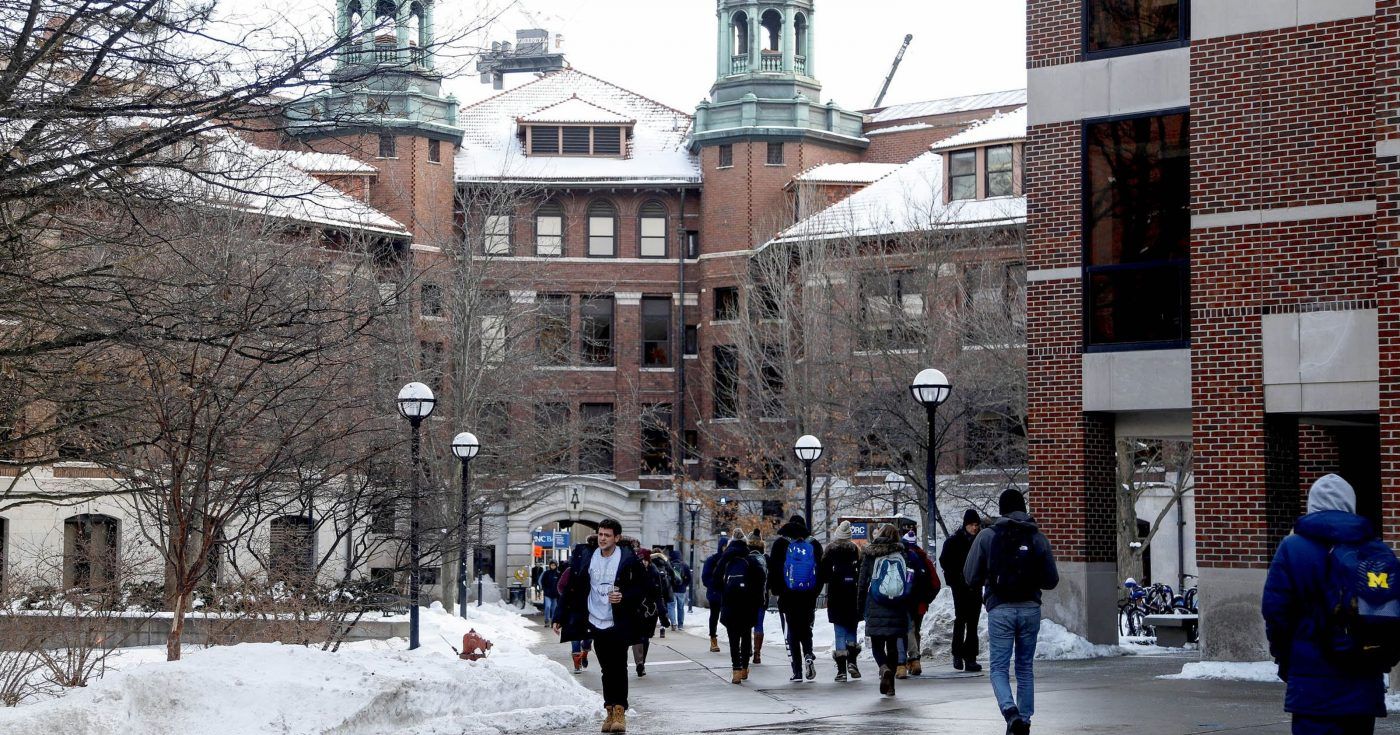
[533,617,1399,735]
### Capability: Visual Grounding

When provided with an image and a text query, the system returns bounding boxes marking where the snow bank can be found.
[1388,692,1400,714]
[0,603,600,735]
[1159,660,1280,683]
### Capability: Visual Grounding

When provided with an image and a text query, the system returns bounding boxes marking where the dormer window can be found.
[518,96,636,158]
[944,143,1023,202]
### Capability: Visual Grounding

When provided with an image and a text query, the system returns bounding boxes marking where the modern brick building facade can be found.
[1025,0,1398,658]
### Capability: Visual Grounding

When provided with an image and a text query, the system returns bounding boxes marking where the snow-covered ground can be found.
[1160,660,1279,683]
[0,602,600,735]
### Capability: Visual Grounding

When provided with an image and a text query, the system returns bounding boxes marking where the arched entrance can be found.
[499,475,652,587]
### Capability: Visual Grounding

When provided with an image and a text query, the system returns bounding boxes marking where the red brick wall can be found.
[1028,0,1080,69]
[1025,122,1081,270]
[864,129,945,164]
[1379,0,1400,550]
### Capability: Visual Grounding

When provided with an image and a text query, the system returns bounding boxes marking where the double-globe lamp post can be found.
[910,368,952,550]
[793,435,823,530]
[396,382,436,651]
[451,432,480,618]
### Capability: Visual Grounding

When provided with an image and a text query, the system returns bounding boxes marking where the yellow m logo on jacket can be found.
[1367,571,1389,589]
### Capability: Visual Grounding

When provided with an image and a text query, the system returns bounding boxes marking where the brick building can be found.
[1025,0,1398,657]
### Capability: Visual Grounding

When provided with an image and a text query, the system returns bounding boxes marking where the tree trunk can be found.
[166,586,189,661]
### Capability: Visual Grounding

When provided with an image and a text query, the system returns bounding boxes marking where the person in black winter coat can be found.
[667,548,692,630]
[701,535,729,652]
[769,516,823,682]
[716,531,766,683]
[631,546,671,677]
[858,524,912,697]
[746,532,771,664]
[821,520,863,682]
[541,561,563,625]
[649,549,676,639]
[939,508,983,672]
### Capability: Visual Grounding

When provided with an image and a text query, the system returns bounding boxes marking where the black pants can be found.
[783,605,815,674]
[708,604,720,637]
[952,587,982,661]
[870,635,901,669]
[590,626,630,709]
[724,622,752,669]
[1292,715,1376,735]
[631,638,650,666]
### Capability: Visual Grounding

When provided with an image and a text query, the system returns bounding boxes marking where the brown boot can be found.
[609,705,627,733]
[572,653,583,673]
[740,667,749,680]
[908,658,922,676]
[895,664,908,680]
[731,668,744,684]
[753,633,763,664]
[600,706,616,733]
[709,635,720,653]
[878,665,894,696]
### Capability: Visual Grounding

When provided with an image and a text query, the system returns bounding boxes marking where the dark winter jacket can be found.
[767,519,824,612]
[540,568,562,599]
[964,512,1060,611]
[701,540,729,605]
[668,551,693,594]
[857,539,911,638]
[904,540,942,616]
[748,547,770,613]
[637,561,671,636]
[651,556,677,602]
[556,542,648,645]
[939,527,977,591]
[821,538,863,628]
[1262,510,1388,717]
[716,540,765,627]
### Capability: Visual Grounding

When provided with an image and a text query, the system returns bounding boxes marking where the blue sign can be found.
[554,530,571,549]
[850,522,869,540]
[531,530,554,548]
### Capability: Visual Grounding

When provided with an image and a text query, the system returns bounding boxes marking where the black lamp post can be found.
[451,431,479,618]
[885,471,908,518]
[685,499,700,607]
[793,435,823,530]
[910,368,952,549]
[396,381,436,650]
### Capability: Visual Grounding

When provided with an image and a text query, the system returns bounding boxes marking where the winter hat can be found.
[963,509,982,526]
[998,488,1027,516]
[747,531,765,551]
[636,547,652,562]
[901,530,919,546]
[832,520,853,541]
[729,530,748,547]
[1306,473,1357,514]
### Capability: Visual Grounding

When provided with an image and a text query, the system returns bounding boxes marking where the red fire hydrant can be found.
[460,629,493,661]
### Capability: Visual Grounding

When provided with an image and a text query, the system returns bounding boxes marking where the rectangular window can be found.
[962,262,1026,345]
[640,404,673,475]
[378,134,396,158]
[949,150,976,201]
[641,297,672,367]
[1084,112,1190,347]
[428,138,442,163]
[530,126,560,155]
[682,429,700,461]
[966,408,1028,470]
[419,283,443,318]
[537,294,570,365]
[713,287,739,321]
[713,345,738,419]
[683,324,698,356]
[714,456,740,489]
[757,343,784,416]
[718,144,733,168]
[484,214,511,255]
[986,144,1014,197]
[766,141,784,166]
[580,403,615,474]
[859,271,924,350]
[535,209,563,256]
[686,231,700,258]
[536,403,570,473]
[639,216,667,258]
[580,296,614,365]
[1086,0,1187,56]
[593,127,622,155]
[476,292,509,364]
[588,215,615,256]
[562,126,591,155]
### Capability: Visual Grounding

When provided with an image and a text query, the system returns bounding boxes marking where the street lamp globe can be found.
[451,431,480,461]
[909,368,952,407]
[685,499,701,514]
[884,472,908,494]
[793,434,823,464]
[396,382,436,420]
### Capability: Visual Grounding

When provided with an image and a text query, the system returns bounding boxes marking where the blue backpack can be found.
[784,539,818,592]
[1322,540,1400,673]
[870,553,911,604]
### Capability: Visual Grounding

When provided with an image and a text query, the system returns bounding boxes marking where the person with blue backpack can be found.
[768,515,823,682]
[1262,474,1399,735]
[857,523,912,696]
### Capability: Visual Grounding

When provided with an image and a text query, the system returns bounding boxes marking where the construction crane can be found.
[873,34,914,109]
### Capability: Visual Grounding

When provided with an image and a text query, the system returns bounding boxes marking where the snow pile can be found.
[1033,619,1128,661]
[918,589,1148,661]
[1160,660,1280,683]
[1388,692,1400,714]
[0,603,600,735]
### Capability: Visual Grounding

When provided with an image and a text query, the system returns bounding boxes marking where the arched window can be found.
[761,10,782,52]
[587,200,617,257]
[535,202,564,256]
[639,201,668,258]
[731,12,749,57]
[269,515,316,585]
[346,0,363,37]
[63,514,119,592]
[794,13,808,69]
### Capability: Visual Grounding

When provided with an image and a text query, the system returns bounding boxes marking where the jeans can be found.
[1292,715,1376,735]
[988,604,1041,721]
[590,625,630,709]
[672,593,687,627]
[571,638,592,654]
[755,606,767,634]
[952,587,982,661]
[543,596,559,624]
[834,622,858,651]
[784,606,815,675]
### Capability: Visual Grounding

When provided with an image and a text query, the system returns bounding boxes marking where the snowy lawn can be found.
[0,602,601,735]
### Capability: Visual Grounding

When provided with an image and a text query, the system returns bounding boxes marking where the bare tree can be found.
[1115,437,1193,587]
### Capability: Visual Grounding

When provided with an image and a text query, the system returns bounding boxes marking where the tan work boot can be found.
[731,668,744,684]
[609,705,627,733]
[753,633,764,663]
[740,667,749,681]
[709,635,720,653]
[600,706,616,733]
[908,658,922,676]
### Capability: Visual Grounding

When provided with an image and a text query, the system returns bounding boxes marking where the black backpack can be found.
[988,523,1043,603]
[723,555,752,605]
[829,552,859,592]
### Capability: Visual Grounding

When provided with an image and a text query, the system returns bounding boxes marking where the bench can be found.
[1144,614,1198,647]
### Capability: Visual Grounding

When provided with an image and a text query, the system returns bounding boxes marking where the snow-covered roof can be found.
[518,96,635,125]
[865,123,935,137]
[276,149,377,175]
[866,89,1027,124]
[456,69,699,184]
[932,107,1027,151]
[792,162,901,185]
[766,149,1024,246]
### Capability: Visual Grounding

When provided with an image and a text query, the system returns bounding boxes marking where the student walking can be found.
[746,532,770,664]
[939,509,984,672]
[555,519,646,733]
[716,531,766,684]
[1263,474,1399,735]
[541,561,562,626]
[667,548,691,630]
[821,520,863,682]
[857,524,912,696]
[965,489,1059,735]
[647,547,676,640]
[631,547,671,677]
[900,528,941,677]
[769,516,823,682]
[701,537,729,653]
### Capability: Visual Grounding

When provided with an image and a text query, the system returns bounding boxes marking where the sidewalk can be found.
[532,616,1400,735]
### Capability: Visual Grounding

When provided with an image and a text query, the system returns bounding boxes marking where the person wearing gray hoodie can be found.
[965,488,1059,735]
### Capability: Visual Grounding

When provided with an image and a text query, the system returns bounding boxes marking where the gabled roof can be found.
[456,68,699,185]
[791,162,901,185]
[518,96,635,125]
[277,149,377,175]
[866,89,1027,124]
[931,107,1027,152]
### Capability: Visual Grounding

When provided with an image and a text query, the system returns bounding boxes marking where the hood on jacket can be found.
[865,539,905,558]
[1295,509,1375,546]
[778,516,809,540]
[669,549,682,563]
[1306,473,1357,514]
[993,511,1039,531]
[826,537,859,556]
[721,538,750,563]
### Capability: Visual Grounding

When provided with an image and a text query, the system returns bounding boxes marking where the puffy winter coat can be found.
[637,562,670,636]
[1262,510,1389,717]
[557,543,647,645]
[904,541,942,616]
[821,539,862,627]
[939,527,976,591]
[768,519,824,613]
[701,540,728,605]
[857,539,913,638]
[540,568,562,599]
[716,541,765,627]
